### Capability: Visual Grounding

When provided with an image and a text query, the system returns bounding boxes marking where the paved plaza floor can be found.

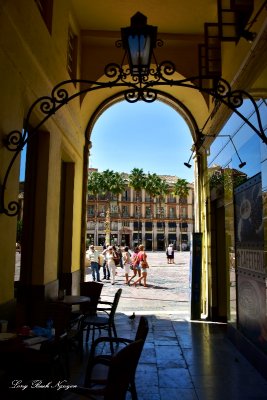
[15,251,267,399]
[86,250,191,316]
[78,251,267,400]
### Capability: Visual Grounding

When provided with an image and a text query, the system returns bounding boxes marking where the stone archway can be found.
[80,90,202,269]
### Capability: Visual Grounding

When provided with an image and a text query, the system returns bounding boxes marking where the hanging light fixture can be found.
[121,12,157,77]
[184,152,194,168]
[1,12,266,217]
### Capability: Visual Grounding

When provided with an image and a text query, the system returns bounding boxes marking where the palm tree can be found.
[172,178,190,250]
[110,172,127,243]
[88,170,102,244]
[157,178,169,248]
[145,173,162,218]
[128,168,146,245]
[145,173,162,250]
[98,170,127,245]
[110,172,127,213]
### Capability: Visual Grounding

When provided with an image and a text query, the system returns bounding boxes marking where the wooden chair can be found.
[70,281,104,326]
[85,316,149,400]
[81,288,122,345]
[70,338,145,400]
[80,281,104,316]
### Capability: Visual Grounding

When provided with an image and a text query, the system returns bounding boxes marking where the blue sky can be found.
[20,99,265,182]
[90,100,195,182]
[19,100,194,182]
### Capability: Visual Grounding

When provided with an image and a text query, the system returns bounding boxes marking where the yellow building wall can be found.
[0,1,85,302]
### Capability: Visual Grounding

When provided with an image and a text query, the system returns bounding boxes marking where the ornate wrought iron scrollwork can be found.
[1,61,266,216]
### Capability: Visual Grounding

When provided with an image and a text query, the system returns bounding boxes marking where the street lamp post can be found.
[105,209,110,246]
[137,205,141,245]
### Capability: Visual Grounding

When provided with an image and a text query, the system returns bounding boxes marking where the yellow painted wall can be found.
[0,1,85,302]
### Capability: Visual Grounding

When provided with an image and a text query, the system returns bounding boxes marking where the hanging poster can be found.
[234,173,267,353]
[190,233,202,320]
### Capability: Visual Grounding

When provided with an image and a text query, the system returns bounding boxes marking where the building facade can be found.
[86,173,194,250]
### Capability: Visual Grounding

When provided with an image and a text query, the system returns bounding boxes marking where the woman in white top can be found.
[166,243,174,264]
[122,246,132,284]
[106,246,116,285]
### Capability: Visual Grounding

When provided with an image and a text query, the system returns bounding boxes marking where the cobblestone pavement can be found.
[86,251,191,316]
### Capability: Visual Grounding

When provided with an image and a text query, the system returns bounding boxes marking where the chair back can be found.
[80,281,103,315]
[109,288,122,321]
[135,316,149,342]
[104,339,144,400]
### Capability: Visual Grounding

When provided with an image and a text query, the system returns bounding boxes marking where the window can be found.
[98,222,105,231]
[145,206,151,218]
[157,222,164,232]
[180,196,187,204]
[122,205,129,217]
[87,221,95,230]
[168,222,176,232]
[134,221,142,231]
[122,190,130,201]
[181,207,187,218]
[169,207,176,218]
[111,222,118,231]
[157,206,165,218]
[135,205,141,217]
[167,194,176,203]
[98,206,105,217]
[35,0,53,33]
[145,222,152,231]
[87,205,95,217]
[67,26,78,80]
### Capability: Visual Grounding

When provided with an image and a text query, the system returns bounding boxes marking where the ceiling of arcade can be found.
[70,0,267,143]
[70,0,219,137]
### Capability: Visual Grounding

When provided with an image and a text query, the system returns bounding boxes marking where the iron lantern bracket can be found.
[1,62,266,216]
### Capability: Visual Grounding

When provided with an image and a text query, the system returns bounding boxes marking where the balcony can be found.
[98,224,105,231]
[122,213,130,218]
[110,212,120,219]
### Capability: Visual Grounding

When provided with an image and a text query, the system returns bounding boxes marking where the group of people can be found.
[86,244,149,287]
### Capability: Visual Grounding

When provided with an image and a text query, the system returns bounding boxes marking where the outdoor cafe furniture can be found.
[81,288,122,345]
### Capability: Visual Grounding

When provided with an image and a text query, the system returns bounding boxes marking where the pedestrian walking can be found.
[102,245,110,280]
[106,245,117,285]
[166,243,174,264]
[122,246,132,284]
[86,245,101,282]
[117,245,124,269]
[128,247,141,285]
[112,245,121,268]
[133,244,149,287]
